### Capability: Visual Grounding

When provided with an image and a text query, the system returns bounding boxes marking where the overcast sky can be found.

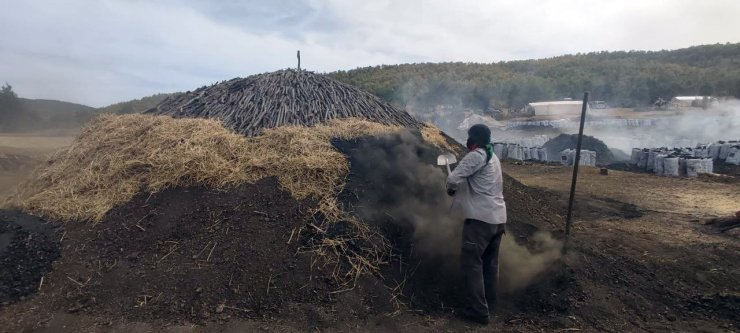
[1,0,739,107]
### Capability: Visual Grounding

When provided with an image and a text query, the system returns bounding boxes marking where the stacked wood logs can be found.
[145,69,421,136]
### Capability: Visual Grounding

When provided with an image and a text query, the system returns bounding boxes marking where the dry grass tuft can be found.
[421,123,458,155]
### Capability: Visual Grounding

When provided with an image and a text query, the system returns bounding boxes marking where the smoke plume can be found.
[334,130,562,293]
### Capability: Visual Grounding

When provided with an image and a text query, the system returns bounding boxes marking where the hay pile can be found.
[146,69,421,136]
[11,114,400,222]
[9,114,453,285]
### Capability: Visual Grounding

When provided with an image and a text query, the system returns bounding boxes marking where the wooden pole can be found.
[297,50,301,70]
[564,92,589,252]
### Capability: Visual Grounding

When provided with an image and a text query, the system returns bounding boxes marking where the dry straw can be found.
[9,114,452,285]
[11,114,405,222]
[421,122,459,155]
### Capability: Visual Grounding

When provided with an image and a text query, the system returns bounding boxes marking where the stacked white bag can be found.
[629,139,740,176]
[559,149,597,166]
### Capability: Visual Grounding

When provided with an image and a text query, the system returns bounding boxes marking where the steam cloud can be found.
[595,100,740,152]
[337,130,562,292]
[405,91,740,159]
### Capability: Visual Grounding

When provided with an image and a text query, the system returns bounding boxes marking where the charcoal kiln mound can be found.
[2,114,461,325]
[146,69,421,136]
[0,209,59,306]
[543,133,615,165]
[3,71,565,328]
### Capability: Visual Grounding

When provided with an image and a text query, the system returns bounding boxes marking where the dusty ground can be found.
[503,162,739,331]
[0,132,75,201]
[1,149,738,332]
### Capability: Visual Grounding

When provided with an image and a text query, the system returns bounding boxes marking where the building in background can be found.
[527,100,588,116]
[670,96,714,108]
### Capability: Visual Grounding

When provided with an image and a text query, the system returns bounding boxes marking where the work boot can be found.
[458,308,490,325]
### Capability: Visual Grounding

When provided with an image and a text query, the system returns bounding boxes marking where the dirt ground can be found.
[0,132,75,201]
[1,141,738,332]
[502,163,739,331]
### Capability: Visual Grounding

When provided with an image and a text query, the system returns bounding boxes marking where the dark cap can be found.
[468,124,491,146]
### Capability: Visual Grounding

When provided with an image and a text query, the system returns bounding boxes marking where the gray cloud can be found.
[1,0,738,107]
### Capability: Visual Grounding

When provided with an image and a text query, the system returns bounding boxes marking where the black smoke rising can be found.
[332,130,562,301]
[334,130,461,259]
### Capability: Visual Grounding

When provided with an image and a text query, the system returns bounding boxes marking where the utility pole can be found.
[564,92,589,253]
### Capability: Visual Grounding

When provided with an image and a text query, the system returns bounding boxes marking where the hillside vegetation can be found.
[330,43,740,111]
[0,84,97,132]
[0,84,178,132]
[98,93,176,114]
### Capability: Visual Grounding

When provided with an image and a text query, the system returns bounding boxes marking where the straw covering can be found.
[11,114,407,222]
[9,115,453,284]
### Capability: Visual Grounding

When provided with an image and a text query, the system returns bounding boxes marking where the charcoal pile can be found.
[146,69,421,136]
[543,134,615,165]
[0,209,59,305]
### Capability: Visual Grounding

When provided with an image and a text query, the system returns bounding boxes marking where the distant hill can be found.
[330,43,740,116]
[98,93,178,114]
[22,99,95,114]
[1,82,99,132]
[21,98,98,128]
[0,84,180,132]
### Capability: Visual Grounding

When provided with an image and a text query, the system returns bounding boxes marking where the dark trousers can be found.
[461,219,505,317]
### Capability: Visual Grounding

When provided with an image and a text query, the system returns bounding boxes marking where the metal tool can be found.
[437,152,458,212]
[436,153,457,174]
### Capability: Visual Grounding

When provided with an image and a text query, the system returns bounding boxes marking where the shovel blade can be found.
[436,153,457,166]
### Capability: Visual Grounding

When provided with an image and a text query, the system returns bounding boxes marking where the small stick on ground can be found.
[308,223,325,233]
[38,276,44,291]
[194,241,212,259]
[223,305,252,312]
[288,227,296,244]
[157,246,178,263]
[66,276,85,287]
[206,241,217,262]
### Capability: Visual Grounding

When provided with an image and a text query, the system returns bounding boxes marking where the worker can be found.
[446,124,507,325]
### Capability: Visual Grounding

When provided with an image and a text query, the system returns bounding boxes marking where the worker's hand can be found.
[446,183,457,196]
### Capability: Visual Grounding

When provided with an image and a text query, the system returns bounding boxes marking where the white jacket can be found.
[447,148,507,224]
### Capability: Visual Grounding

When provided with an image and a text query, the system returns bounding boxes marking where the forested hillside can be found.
[330,43,740,111]
[0,84,97,131]
[98,93,177,114]
[0,85,176,132]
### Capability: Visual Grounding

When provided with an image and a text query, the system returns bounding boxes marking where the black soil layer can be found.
[544,133,615,164]
[0,210,59,305]
[16,178,392,325]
